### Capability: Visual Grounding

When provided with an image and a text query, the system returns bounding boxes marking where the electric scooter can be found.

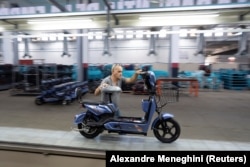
[73,70,181,143]
[35,81,88,105]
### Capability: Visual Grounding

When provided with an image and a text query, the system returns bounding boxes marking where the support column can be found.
[169,26,180,78]
[83,29,88,82]
[236,30,248,56]
[2,31,18,65]
[76,29,88,82]
[76,29,83,81]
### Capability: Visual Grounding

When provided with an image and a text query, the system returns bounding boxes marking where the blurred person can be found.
[94,64,141,117]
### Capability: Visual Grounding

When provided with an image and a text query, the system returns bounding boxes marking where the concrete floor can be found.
[0,88,249,143]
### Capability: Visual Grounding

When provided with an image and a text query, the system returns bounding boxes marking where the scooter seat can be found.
[81,100,105,107]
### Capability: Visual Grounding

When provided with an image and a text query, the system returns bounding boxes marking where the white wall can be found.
[2,32,16,64]
[3,35,247,71]
[18,41,77,65]
[87,38,203,65]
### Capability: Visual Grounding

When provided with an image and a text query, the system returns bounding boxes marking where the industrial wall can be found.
[2,33,249,72]
[16,37,205,70]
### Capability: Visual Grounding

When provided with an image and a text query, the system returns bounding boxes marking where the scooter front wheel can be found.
[153,118,180,143]
[78,116,102,139]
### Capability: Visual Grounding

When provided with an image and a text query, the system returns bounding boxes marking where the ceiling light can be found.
[41,34,48,41]
[88,32,94,40]
[28,19,92,24]
[135,30,144,38]
[95,32,103,39]
[228,56,236,62]
[116,31,124,39]
[159,29,167,38]
[145,30,151,38]
[48,33,57,41]
[126,31,134,39]
[189,29,197,37]
[57,33,64,40]
[214,28,224,36]
[139,14,219,20]
[179,29,188,37]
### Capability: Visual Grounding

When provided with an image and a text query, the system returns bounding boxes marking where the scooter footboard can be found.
[151,113,174,129]
[74,112,86,124]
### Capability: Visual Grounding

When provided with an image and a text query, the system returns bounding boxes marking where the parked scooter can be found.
[35,82,72,105]
[73,70,181,143]
[35,81,89,105]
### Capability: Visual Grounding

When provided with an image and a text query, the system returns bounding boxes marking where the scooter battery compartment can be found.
[142,99,150,113]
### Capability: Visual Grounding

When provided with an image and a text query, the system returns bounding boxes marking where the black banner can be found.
[106,151,249,167]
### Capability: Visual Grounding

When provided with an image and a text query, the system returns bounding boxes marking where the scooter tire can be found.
[153,118,181,143]
[35,98,43,105]
[62,100,71,105]
[78,116,103,139]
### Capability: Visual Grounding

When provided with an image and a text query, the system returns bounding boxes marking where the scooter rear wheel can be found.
[35,98,43,105]
[153,118,180,143]
[78,116,102,138]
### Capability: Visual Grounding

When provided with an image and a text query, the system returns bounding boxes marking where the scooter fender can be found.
[65,96,72,101]
[74,112,86,124]
[151,113,174,129]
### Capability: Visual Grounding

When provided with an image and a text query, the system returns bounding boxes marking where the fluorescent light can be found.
[49,33,57,41]
[28,19,92,24]
[159,29,167,38]
[179,29,188,37]
[41,34,48,41]
[139,14,219,20]
[227,28,242,36]
[17,37,22,42]
[57,33,64,40]
[95,31,103,39]
[88,32,94,40]
[31,37,41,42]
[204,31,213,37]
[135,30,144,38]
[116,31,124,39]
[126,31,134,39]
[228,56,236,62]
[189,29,197,37]
[68,36,76,41]
[145,30,151,38]
[214,28,224,36]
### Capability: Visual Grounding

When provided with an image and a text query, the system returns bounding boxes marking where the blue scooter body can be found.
[73,70,180,143]
[151,113,174,130]
[74,97,157,134]
[74,103,115,124]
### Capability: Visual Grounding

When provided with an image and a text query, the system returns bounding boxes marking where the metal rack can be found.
[220,69,248,90]
[10,65,42,95]
[0,64,13,90]
[10,64,75,95]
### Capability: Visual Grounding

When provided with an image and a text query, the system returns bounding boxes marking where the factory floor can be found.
[0,88,250,151]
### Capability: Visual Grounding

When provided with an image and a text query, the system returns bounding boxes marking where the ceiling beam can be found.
[102,0,119,25]
[47,0,68,12]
